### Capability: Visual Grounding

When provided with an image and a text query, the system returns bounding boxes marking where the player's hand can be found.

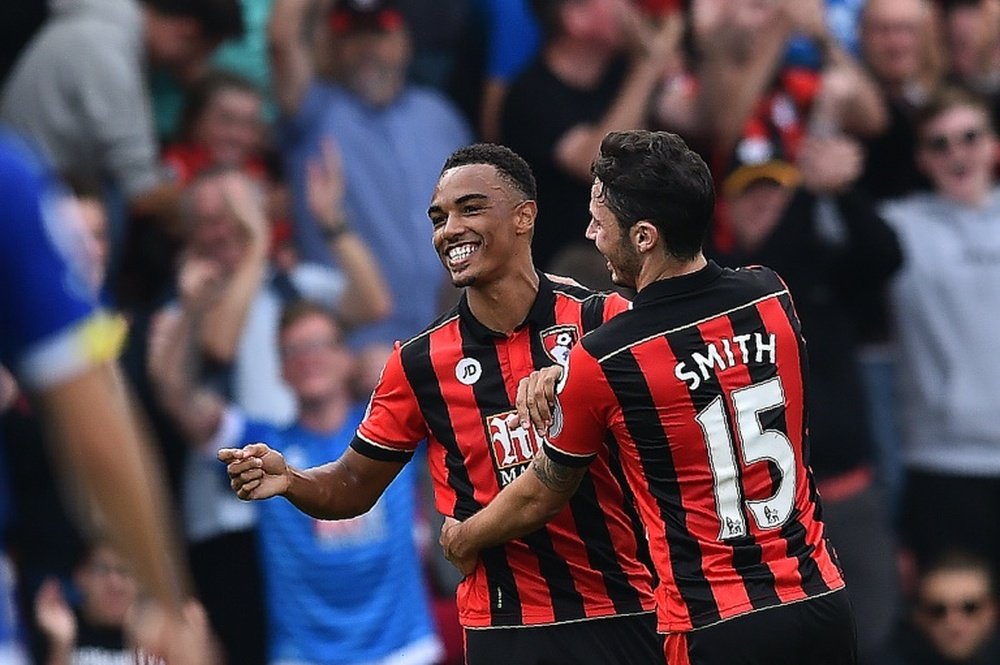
[439,516,477,577]
[218,442,290,500]
[513,366,563,437]
[129,599,217,665]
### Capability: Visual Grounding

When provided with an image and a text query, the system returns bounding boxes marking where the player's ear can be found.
[514,199,537,236]
[632,221,658,253]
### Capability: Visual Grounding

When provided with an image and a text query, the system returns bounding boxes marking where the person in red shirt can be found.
[441,130,856,665]
[221,143,662,665]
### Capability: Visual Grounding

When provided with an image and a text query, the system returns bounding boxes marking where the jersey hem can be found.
[460,607,656,630]
[658,582,848,634]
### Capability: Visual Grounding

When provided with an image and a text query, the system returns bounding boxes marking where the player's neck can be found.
[636,253,708,292]
[466,267,540,335]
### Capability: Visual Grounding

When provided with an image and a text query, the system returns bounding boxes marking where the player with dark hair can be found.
[441,130,857,664]
[0,129,214,664]
[222,143,663,665]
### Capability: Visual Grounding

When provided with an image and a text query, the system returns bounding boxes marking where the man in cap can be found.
[270,0,472,361]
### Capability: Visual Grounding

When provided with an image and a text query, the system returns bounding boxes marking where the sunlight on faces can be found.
[279,313,352,403]
[916,569,998,661]
[861,0,926,86]
[75,545,138,628]
[193,87,264,166]
[587,179,641,289]
[917,105,997,205]
[429,164,534,288]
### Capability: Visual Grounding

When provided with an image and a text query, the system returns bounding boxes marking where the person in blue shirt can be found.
[0,128,214,664]
[149,263,441,665]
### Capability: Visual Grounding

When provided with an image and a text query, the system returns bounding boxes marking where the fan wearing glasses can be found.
[880,85,1000,573]
[898,549,1000,664]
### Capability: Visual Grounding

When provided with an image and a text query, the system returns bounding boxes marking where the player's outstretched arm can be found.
[40,361,215,664]
[220,444,405,520]
[440,449,586,575]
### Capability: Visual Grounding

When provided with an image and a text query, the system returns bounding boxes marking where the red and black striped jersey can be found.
[351,274,656,628]
[543,262,845,633]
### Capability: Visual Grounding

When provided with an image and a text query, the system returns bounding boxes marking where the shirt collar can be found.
[632,260,724,307]
[458,272,557,344]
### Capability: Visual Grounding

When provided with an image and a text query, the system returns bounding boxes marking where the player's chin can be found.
[451,272,477,288]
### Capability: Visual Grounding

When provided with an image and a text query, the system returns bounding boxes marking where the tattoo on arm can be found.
[531,454,583,494]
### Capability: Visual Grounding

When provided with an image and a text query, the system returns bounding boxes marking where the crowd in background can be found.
[2,0,1000,663]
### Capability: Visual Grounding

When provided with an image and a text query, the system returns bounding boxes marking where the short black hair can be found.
[591,130,715,261]
[441,143,537,200]
[143,0,244,42]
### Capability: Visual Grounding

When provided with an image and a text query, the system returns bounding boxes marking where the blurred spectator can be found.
[941,0,1000,128]
[163,70,268,185]
[145,166,388,664]
[476,0,541,141]
[34,541,167,665]
[893,550,1000,664]
[857,0,940,200]
[270,0,471,357]
[0,0,244,231]
[881,85,1000,567]
[501,0,683,269]
[659,0,886,157]
[149,288,442,665]
[716,132,903,664]
[181,160,389,424]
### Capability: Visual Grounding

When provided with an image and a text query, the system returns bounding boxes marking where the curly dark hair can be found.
[442,143,537,200]
[591,130,715,261]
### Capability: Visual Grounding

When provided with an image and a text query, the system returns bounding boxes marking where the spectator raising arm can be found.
[268,0,317,116]
[196,172,270,364]
[555,9,684,182]
[148,256,227,447]
[306,138,393,327]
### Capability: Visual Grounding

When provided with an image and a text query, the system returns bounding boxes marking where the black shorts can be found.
[464,612,663,665]
[663,589,857,665]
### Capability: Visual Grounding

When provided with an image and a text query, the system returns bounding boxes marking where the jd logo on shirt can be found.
[456,357,482,385]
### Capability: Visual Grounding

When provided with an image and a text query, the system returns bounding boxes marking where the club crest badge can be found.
[540,324,579,367]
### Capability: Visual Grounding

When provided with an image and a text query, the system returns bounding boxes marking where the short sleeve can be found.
[0,136,123,389]
[351,342,427,463]
[541,344,610,468]
[602,292,631,322]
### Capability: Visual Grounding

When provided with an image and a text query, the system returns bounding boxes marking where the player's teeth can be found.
[449,244,477,261]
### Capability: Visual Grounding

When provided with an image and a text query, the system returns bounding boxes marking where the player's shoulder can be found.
[546,272,623,306]
[397,303,462,355]
[724,263,788,294]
